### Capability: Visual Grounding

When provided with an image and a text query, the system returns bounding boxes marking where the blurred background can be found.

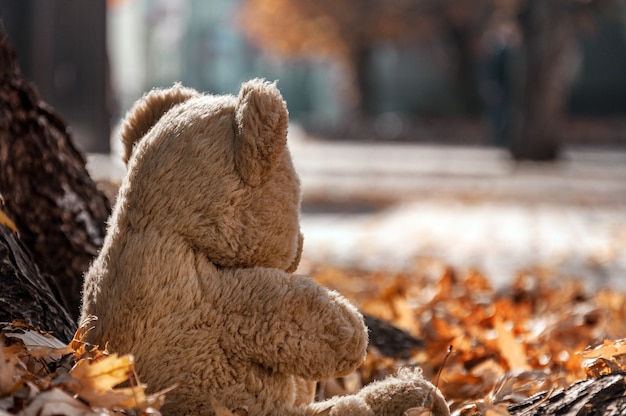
[2,0,626,154]
[1,0,625,287]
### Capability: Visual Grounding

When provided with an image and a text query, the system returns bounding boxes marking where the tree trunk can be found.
[0,28,111,321]
[448,26,482,115]
[508,0,577,160]
[364,314,424,359]
[341,44,378,139]
[0,224,75,343]
[353,45,375,116]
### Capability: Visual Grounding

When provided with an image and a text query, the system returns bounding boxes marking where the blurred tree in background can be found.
[508,0,622,160]
[239,0,625,160]
[239,0,438,115]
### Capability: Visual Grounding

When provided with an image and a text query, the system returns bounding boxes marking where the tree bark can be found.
[448,26,482,115]
[364,314,424,359]
[0,224,75,343]
[0,28,111,321]
[508,0,577,160]
[353,45,375,116]
[508,373,626,416]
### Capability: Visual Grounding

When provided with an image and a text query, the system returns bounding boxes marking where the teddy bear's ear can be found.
[234,79,289,186]
[119,83,199,164]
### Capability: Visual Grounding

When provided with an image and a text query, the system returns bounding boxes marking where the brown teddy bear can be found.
[80,79,450,416]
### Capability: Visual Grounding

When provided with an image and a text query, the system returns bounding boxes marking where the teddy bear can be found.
[80,79,450,416]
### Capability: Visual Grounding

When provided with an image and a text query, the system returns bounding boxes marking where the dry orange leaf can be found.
[0,208,17,233]
[310,263,626,410]
[580,338,626,378]
[580,338,626,360]
[68,353,142,409]
[492,317,530,372]
[70,353,133,392]
[0,346,20,396]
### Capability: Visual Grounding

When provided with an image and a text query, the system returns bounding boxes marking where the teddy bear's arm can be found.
[217,268,368,381]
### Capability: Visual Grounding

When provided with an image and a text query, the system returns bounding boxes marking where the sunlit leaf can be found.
[0,347,20,396]
[580,338,626,378]
[492,317,530,371]
[489,370,550,404]
[69,353,133,393]
[310,263,626,410]
[22,388,96,416]
[0,209,17,233]
[581,338,626,360]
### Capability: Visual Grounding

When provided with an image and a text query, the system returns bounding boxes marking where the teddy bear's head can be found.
[117,79,302,272]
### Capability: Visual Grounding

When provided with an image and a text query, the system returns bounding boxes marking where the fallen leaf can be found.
[580,338,626,378]
[580,338,626,360]
[23,388,97,416]
[492,317,530,371]
[4,327,67,350]
[68,353,157,410]
[0,347,19,395]
[0,209,17,234]
[488,370,550,404]
[70,353,133,392]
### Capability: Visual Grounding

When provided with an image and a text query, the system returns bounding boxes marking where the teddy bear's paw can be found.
[358,367,450,416]
[307,368,449,416]
[306,396,373,416]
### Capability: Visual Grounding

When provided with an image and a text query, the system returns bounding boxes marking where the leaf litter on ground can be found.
[309,258,626,415]
[0,317,167,415]
[1,259,624,415]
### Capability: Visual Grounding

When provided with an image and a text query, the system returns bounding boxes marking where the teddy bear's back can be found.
[84,239,367,415]
[83,243,284,414]
[78,80,431,416]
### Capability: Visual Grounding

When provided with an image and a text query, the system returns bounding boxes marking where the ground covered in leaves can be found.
[1,261,625,415]
[311,260,626,415]
[0,318,168,416]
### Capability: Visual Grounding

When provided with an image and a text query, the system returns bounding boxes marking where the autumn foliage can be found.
[238,0,437,61]
[0,318,168,415]
[1,259,625,415]
[310,260,626,414]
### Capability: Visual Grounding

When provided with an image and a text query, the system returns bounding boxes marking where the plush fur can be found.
[80,79,449,416]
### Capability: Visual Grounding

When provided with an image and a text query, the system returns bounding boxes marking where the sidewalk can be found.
[88,130,626,290]
[287,131,626,290]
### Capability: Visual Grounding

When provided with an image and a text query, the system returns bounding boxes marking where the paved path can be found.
[288,131,626,290]
[88,128,626,290]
